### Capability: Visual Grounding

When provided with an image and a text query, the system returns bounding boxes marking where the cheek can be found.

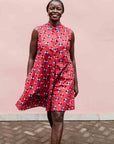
[48,13,52,16]
[47,11,51,15]
[48,10,52,14]
[59,10,63,14]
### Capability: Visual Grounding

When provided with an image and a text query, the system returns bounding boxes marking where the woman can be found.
[15,0,79,143]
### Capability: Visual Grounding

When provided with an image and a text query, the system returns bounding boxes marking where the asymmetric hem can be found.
[15,21,76,111]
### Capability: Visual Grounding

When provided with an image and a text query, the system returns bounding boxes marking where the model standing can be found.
[15,0,79,143]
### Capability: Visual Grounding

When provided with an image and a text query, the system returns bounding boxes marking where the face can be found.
[48,1,63,21]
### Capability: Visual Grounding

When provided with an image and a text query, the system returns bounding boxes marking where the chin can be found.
[50,18,60,21]
[53,19,59,21]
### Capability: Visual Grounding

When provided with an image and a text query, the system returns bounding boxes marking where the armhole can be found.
[37,26,39,53]
[37,26,39,41]
[69,28,72,41]
[34,26,39,41]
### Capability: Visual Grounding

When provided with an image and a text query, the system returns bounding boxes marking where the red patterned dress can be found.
[15,21,75,111]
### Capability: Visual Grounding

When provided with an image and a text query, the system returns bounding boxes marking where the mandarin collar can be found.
[47,21,62,29]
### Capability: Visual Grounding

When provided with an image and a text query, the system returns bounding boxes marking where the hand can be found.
[74,86,79,98]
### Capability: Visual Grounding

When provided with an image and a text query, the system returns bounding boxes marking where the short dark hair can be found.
[46,0,64,14]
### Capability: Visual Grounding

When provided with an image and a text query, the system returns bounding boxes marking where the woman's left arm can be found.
[69,29,79,97]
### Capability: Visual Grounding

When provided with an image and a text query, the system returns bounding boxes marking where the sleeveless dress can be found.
[15,21,75,111]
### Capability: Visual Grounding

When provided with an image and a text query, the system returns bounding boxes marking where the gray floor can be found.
[0,120,114,144]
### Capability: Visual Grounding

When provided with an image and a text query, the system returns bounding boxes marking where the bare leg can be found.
[51,111,65,144]
[47,111,53,128]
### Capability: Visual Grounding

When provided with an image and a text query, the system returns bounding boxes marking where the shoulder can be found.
[70,29,75,35]
[31,27,38,40]
[31,23,46,39]
[63,25,75,38]
[64,26,75,41]
[34,26,38,32]
[62,24,71,32]
[33,23,46,33]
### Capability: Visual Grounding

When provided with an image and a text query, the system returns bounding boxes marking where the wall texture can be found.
[0,0,114,114]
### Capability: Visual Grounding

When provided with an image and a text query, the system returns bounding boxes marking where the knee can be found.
[51,111,65,123]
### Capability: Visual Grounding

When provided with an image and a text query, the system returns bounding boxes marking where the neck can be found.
[49,19,60,27]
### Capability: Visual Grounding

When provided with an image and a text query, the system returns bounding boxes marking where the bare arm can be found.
[69,29,79,95]
[27,27,38,76]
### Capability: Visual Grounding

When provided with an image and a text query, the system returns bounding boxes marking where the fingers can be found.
[74,90,78,97]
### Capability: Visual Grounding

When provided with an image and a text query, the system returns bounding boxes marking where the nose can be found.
[53,8,57,12]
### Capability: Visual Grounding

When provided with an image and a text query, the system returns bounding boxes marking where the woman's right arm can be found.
[27,27,38,76]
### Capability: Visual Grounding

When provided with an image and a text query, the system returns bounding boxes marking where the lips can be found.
[51,13,59,18]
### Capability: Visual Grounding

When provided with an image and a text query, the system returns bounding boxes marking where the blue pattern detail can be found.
[54,105,57,109]
[35,59,37,62]
[58,88,61,92]
[33,68,36,71]
[53,60,56,64]
[58,36,61,39]
[44,84,48,88]
[68,58,70,62]
[59,81,62,84]
[47,27,52,30]
[59,50,63,54]
[56,28,60,32]
[45,42,49,45]
[36,93,40,96]
[64,29,67,32]
[29,94,32,97]
[54,49,57,52]
[37,78,41,81]
[44,60,48,63]
[40,27,43,29]
[67,81,70,85]
[21,101,23,105]
[59,59,63,63]
[56,97,59,101]
[28,106,31,109]
[51,83,54,87]
[60,73,63,76]
[45,51,49,55]
[59,43,63,46]
[31,77,34,80]
[68,73,71,76]
[47,34,50,38]
[44,68,47,72]
[60,68,63,71]
[30,85,33,89]
[67,42,70,46]
[69,100,72,103]
[64,98,67,102]
[44,92,48,95]
[35,104,39,107]
[44,77,47,80]
[66,90,69,93]
[52,72,55,76]
[36,98,39,101]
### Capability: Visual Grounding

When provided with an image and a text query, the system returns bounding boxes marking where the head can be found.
[46,0,64,21]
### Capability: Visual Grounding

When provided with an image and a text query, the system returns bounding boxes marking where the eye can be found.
[57,7,61,10]
[50,6,54,10]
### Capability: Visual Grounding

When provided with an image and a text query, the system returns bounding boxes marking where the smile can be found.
[51,13,59,18]
[52,14,58,18]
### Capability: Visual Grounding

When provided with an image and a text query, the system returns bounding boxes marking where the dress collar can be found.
[47,20,62,29]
